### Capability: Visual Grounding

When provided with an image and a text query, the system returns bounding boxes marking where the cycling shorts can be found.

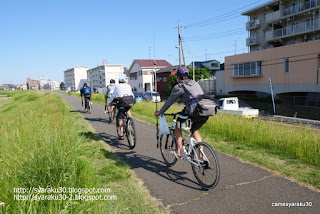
[117,105,131,120]
[182,108,209,134]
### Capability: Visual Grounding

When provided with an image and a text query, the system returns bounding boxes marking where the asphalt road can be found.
[57,93,320,214]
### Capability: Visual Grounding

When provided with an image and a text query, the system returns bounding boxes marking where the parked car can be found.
[134,94,144,102]
[217,97,259,118]
[144,91,161,102]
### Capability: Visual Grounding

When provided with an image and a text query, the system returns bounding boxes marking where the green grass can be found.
[61,92,320,188]
[0,91,163,213]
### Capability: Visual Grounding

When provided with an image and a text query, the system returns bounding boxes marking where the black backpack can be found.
[181,84,219,117]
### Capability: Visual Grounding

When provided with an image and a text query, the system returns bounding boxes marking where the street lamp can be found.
[175,46,195,81]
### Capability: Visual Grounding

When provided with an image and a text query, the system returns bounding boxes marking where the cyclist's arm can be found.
[159,85,183,115]
[107,87,119,106]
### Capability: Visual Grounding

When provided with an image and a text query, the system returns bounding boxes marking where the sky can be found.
[0,0,271,84]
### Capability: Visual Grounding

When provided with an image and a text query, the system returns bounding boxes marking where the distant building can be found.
[39,76,49,89]
[87,64,123,90]
[190,60,221,74]
[26,78,40,90]
[155,66,179,96]
[128,59,172,93]
[64,67,88,91]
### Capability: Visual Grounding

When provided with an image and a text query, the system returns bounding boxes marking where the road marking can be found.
[226,175,275,189]
[167,193,208,208]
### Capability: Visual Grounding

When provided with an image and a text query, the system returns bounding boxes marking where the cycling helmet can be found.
[118,77,126,83]
[175,67,189,78]
[110,79,115,84]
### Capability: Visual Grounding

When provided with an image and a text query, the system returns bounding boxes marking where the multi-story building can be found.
[128,59,172,94]
[64,67,88,91]
[26,78,40,90]
[223,0,320,107]
[244,0,320,51]
[87,64,123,90]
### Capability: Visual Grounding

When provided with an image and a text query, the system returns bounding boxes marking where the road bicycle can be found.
[105,105,117,123]
[156,110,220,189]
[116,106,136,149]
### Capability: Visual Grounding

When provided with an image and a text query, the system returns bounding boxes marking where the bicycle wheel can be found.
[160,130,177,167]
[126,117,136,149]
[191,142,220,189]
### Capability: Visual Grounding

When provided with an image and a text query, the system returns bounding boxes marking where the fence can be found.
[278,95,320,107]
[198,79,216,94]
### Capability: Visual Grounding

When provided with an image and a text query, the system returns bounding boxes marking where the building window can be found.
[163,77,167,82]
[211,63,219,67]
[138,71,142,75]
[232,61,262,77]
[285,58,290,73]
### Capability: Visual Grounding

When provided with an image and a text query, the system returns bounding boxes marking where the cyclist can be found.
[67,86,71,95]
[80,83,92,112]
[154,67,209,158]
[107,77,134,140]
[104,79,116,122]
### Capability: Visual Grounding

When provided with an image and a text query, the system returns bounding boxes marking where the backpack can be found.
[119,95,136,107]
[84,87,91,95]
[181,84,219,117]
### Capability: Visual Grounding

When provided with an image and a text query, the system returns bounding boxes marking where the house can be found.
[190,60,221,74]
[87,64,123,91]
[64,67,89,91]
[222,0,320,107]
[128,59,172,94]
[155,66,179,96]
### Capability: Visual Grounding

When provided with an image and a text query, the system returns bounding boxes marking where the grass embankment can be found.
[62,92,320,189]
[0,91,163,213]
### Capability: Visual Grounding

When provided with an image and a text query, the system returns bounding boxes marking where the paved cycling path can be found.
[57,93,320,214]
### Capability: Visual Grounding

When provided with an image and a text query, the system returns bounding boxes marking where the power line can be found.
[183,31,246,42]
[184,0,268,29]
[183,28,244,39]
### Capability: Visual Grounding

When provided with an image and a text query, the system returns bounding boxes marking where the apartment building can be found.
[64,67,88,91]
[223,0,320,107]
[244,0,320,51]
[87,64,123,90]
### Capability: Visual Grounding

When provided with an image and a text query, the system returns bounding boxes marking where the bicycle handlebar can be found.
[163,112,183,116]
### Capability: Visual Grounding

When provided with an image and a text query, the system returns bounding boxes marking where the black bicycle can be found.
[116,106,136,149]
[156,105,220,189]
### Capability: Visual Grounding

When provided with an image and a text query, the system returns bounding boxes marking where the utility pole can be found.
[176,21,185,66]
[233,40,238,55]
[153,33,157,92]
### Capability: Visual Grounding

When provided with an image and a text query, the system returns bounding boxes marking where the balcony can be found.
[265,0,320,24]
[246,19,260,30]
[266,19,320,41]
[283,0,320,17]
[265,10,281,23]
[246,36,260,46]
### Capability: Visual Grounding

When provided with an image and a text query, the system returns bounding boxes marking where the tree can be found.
[186,66,211,82]
[165,75,178,96]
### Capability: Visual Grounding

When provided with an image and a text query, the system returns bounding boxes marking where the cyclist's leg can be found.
[117,108,125,138]
[174,125,183,157]
[110,105,115,121]
[84,97,89,110]
[127,109,131,117]
[191,116,209,159]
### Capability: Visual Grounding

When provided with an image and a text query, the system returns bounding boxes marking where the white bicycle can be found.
[156,112,220,190]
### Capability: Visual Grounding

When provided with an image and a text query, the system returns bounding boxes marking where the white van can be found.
[144,91,161,102]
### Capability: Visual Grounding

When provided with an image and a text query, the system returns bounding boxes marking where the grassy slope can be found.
[0,91,163,213]
[61,92,320,189]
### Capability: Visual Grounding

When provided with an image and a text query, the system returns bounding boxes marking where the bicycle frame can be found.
[164,112,209,168]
